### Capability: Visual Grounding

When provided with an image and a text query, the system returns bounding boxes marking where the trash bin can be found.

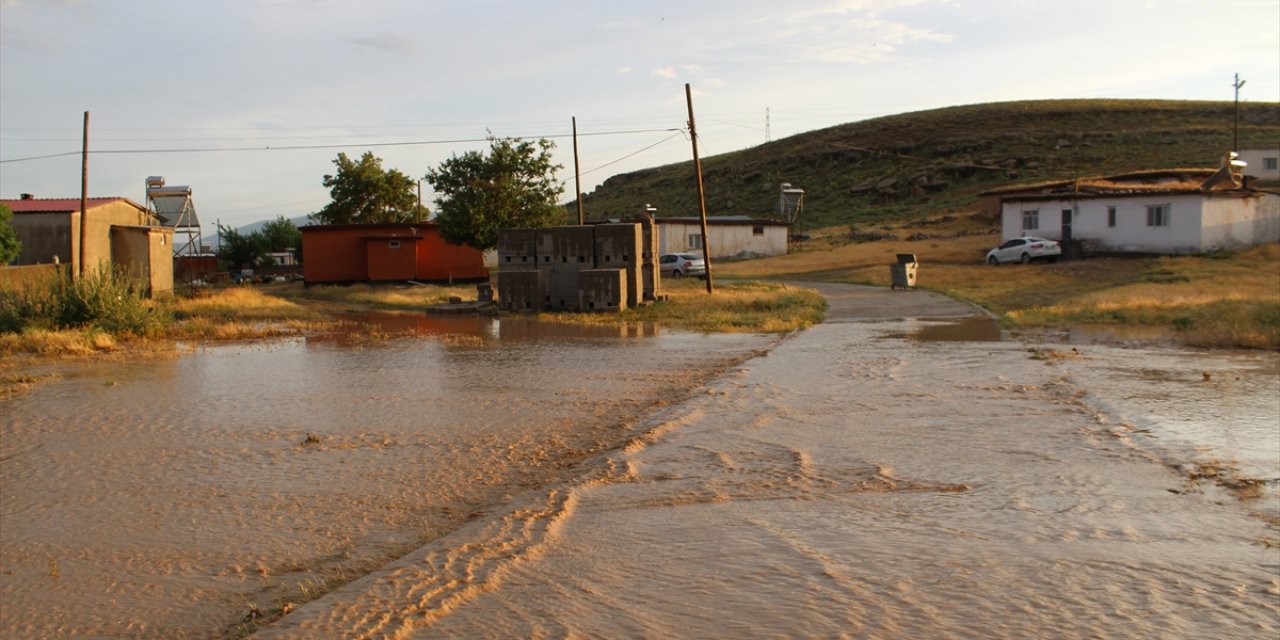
[890,253,918,290]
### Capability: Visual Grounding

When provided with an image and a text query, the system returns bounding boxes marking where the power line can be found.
[0,126,685,164]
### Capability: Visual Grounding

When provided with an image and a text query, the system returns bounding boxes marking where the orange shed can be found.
[301,223,489,285]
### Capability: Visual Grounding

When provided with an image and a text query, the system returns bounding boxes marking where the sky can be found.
[2,0,1277,240]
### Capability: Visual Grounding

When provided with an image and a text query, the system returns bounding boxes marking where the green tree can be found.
[217,224,267,270]
[313,151,426,224]
[424,135,565,251]
[260,216,301,253]
[0,203,21,265]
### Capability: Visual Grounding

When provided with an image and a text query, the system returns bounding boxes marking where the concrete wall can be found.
[11,211,73,266]
[110,225,174,296]
[1200,193,1280,250]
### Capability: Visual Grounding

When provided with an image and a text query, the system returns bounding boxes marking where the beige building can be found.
[655,216,791,260]
[3,195,174,295]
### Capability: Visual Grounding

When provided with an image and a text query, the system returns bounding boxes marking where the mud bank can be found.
[257,285,1279,639]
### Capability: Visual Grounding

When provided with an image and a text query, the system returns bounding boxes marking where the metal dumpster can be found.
[890,253,918,290]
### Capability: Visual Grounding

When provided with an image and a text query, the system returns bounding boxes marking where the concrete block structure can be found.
[496,269,544,312]
[593,223,643,308]
[496,221,658,312]
[579,269,628,312]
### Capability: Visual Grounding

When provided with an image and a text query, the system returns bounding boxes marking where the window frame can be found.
[1021,209,1039,231]
[1146,204,1171,227]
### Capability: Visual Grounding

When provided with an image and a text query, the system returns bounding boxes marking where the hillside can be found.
[577,99,1280,230]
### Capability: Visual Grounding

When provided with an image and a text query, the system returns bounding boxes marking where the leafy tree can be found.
[0,203,21,265]
[424,135,565,251]
[217,224,267,270]
[313,151,426,224]
[260,216,302,254]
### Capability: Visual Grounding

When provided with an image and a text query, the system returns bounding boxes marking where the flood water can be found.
[1,314,775,639]
[2,288,1278,639]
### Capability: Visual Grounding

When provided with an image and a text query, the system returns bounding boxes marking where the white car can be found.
[659,253,706,278]
[987,237,1061,265]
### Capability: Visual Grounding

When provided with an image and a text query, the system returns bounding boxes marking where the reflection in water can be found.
[884,315,1004,342]
[321,310,660,343]
[0,315,769,639]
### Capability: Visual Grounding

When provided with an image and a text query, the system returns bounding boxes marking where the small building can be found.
[2,194,174,295]
[654,216,790,259]
[1237,147,1280,186]
[985,167,1280,255]
[300,223,488,285]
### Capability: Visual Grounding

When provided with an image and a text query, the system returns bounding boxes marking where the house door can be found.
[1061,209,1073,241]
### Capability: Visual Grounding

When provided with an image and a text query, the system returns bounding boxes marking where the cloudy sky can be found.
[2,0,1277,236]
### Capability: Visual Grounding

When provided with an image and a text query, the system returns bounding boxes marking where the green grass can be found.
[538,279,827,334]
[577,99,1279,229]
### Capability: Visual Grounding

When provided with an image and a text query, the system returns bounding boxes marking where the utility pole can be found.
[765,107,771,143]
[685,83,714,295]
[79,111,89,277]
[1232,73,1246,152]
[572,116,584,225]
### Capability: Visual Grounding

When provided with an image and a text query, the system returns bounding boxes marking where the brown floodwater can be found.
[3,286,1278,639]
[0,314,774,639]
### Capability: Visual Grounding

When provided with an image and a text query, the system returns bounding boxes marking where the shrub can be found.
[0,266,170,337]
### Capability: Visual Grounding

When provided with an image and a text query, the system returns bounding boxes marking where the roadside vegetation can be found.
[716,215,1280,350]
[0,274,825,366]
[540,279,827,334]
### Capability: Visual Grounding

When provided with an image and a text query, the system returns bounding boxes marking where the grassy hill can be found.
[577,99,1280,230]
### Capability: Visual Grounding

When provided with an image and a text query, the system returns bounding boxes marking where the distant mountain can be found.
[576,99,1280,229]
[235,215,312,236]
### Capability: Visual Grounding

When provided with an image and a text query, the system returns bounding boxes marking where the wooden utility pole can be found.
[573,116,584,225]
[1232,73,1246,152]
[685,84,713,294]
[79,111,89,277]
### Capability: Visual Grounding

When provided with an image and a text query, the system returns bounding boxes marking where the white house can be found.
[655,216,791,259]
[987,168,1280,254]
[1238,147,1280,185]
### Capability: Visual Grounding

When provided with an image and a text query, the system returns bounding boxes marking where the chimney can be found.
[20,193,34,200]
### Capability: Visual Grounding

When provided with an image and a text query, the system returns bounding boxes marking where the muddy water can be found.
[0,316,774,639]
[256,288,1279,640]
[3,288,1279,639]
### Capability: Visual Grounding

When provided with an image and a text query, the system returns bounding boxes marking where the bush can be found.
[0,266,170,337]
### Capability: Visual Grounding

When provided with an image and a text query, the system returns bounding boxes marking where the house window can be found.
[1264,157,1279,171]
[388,240,401,249]
[1021,209,1039,231]
[688,233,703,250]
[1146,204,1171,227]
[753,225,765,236]
[1107,206,1117,228]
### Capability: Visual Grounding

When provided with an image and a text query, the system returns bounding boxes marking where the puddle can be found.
[320,310,661,343]
[883,315,1004,342]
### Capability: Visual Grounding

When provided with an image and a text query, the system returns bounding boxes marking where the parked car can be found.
[987,237,1061,265]
[659,253,706,278]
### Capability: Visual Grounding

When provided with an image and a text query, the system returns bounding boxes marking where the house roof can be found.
[1,196,145,213]
[980,168,1265,202]
[655,216,791,227]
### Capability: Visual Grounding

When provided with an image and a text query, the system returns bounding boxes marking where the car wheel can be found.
[988,256,999,266]
[1020,253,1031,264]
[673,270,684,278]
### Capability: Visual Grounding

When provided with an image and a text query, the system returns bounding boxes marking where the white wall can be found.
[1001,194,1206,253]
[1238,148,1280,182]
[657,221,788,259]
